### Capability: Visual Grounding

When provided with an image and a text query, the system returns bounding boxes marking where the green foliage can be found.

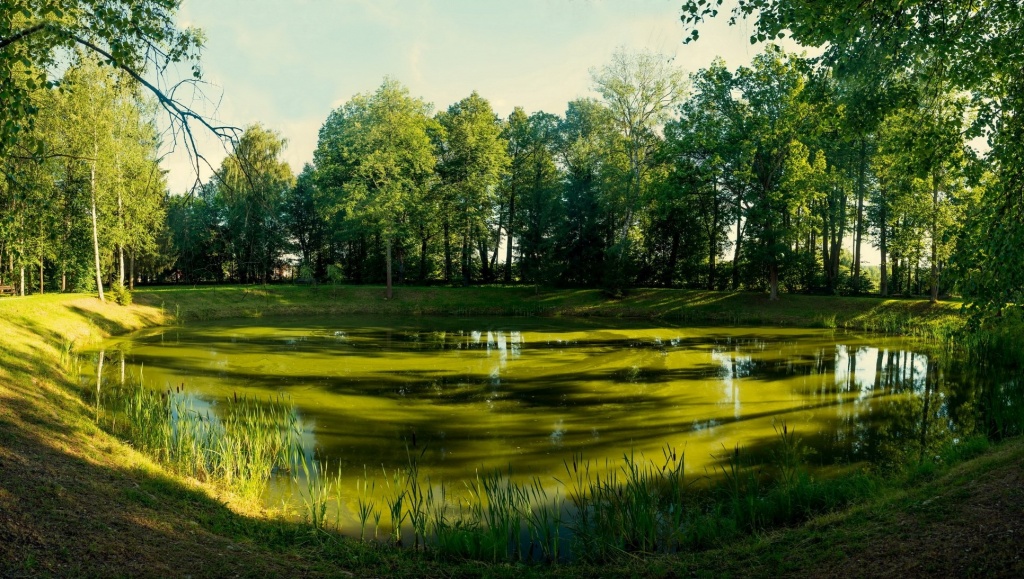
[435,91,509,285]
[313,78,437,292]
[109,280,131,305]
[1,53,170,298]
[680,0,1024,313]
[0,1,202,153]
[217,124,295,284]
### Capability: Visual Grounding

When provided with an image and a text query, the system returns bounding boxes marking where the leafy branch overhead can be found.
[0,0,239,186]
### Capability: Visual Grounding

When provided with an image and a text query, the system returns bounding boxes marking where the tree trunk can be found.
[385,236,393,300]
[829,220,843,292]
[489,203,503,279]
[90,143,105,303]
[891,252,899,296]
[708,238,717,291]
[477,232,490,282]
[397,243,405,285]
[443,219,452,283]
[39,261,43,295]
[504,191,516,283]
[419,233,429,282]
[707,183,719,290]
[908,256,914,296]
[129,251,135,290]
[461,217,471,286]
[853,137,866,291]
[879,196,888,296]
[930,173,940,303]
[769,263,779,301]
[822,219,832,290]
[666,231,680,287]
[19,265,25,297]
[731,214,743,290]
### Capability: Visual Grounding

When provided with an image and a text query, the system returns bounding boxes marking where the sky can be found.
[165,0,777,191]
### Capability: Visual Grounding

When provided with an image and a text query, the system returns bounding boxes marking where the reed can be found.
[298,456,335,532]
[355,467,381,542]
[94,380,301,501]
[560,445,687,561]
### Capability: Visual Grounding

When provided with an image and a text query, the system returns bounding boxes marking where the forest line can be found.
[0,46,999,305]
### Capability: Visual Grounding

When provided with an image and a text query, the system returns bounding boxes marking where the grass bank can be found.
[1,287,1018,577]
[136,284,964,336]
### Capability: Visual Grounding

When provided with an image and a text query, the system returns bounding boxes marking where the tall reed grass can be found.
[93,380,301,501]
[89,385,885,565]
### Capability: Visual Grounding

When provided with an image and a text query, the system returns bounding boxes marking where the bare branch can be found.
[65,32,242,195]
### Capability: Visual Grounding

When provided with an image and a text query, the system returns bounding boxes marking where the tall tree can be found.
[591,48,686,291]
[216,125,293,284]
[314,78,436,298]
[665,59,746,290]
[735,46,811,300]
[554,99,614,287]
[435,91,508,285]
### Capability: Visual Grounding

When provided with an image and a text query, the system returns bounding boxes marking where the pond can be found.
[82,315,995,535]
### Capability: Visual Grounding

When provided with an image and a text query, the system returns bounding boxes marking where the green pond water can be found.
[83,315,993,527]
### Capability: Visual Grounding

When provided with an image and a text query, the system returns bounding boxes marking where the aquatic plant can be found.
[95,381,302,501]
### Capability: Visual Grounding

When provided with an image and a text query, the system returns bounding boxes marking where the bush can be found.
[109,281,132,306]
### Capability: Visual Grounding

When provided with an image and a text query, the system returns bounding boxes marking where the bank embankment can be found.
[135,285,964,336]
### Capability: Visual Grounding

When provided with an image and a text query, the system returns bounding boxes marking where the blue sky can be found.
[164,0,781,191]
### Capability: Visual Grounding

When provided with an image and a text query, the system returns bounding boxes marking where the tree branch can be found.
[66,32,242,193]
[0,22,47,52]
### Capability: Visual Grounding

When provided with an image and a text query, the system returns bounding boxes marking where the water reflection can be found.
[83,316,1009,524]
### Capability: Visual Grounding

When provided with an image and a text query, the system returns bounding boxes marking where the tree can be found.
[591,48,686,291]
[166,182,227,283]
[55,55,121,301]
[434,91,508,285]
[680,0,1024,312]
[284,165,326,280]
[664,59,746,290]
[512,111,562,284]
[735,46,811,300]
[0,0,237,177]
[552,99,614,287]
[315,78,436,298]
[216,124,293,284]
[497,107,530,283]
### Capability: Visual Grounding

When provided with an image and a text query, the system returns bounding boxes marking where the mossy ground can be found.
[0,286,1017,577]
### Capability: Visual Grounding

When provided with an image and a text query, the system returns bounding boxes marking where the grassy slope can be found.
[136,284,964,335]
[0,287,1015,578]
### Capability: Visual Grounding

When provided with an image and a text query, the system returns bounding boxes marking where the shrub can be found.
[109,281,132,305]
